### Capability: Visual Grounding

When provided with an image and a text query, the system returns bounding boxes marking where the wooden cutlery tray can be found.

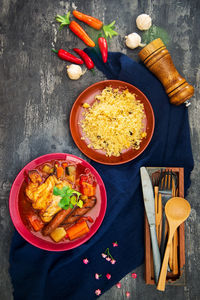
[145,167,185,285]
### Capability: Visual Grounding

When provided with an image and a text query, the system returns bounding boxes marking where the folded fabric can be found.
[9,50,194,300]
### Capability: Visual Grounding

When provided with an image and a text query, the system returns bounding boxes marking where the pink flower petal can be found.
[83,258,89,264]
[106,273,111,280]
[111,259,116,264]
[116,282,121,289]
[95,289,101,296]
[126,291,131,298]
[131,273,137,279]
[101,253,107,258]
[112,242,118,247]
[95,273,102,280]
[106,257,111,261]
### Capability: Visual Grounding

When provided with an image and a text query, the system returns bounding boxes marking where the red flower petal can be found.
[131,272,137,279]
[126,291,130,298]
[106,273,111,280]
[83,258,89,264]
[116,282,121,288]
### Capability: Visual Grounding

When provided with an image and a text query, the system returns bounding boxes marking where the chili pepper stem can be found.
[52,49,58,54]
[90,69,95,75]
[55,12,70,30]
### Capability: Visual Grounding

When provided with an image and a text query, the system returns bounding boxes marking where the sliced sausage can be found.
[62,196,97,229]
[42,207,72,236]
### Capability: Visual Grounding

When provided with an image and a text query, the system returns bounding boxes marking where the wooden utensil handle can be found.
[157,232,174,291]
[158,193,162,246]
[173,230,179,275]
[169,237,173,271]
[154,187,159,240]
[160,212,166,260]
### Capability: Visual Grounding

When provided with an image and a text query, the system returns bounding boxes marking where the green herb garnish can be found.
[103,21,118,39]
[142,25,170,45]
[53,186,83,210]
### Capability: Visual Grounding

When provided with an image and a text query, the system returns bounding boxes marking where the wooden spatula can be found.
[157,197,191,291]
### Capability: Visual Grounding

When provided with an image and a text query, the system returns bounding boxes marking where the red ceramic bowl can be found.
[9,153,107,251]
[70,80,155,165]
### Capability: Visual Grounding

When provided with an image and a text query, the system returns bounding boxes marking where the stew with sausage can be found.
[18,159,98,243]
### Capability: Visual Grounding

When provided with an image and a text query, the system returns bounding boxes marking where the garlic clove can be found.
[125,32,142,49]
[66,64,86,80]
[136,14,152,31]
[139,42,146,47]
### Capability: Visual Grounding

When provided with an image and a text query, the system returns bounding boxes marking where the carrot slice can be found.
[66,221,89,240]
[27,213,44,232]
[56,166,64,178]
[80,182,96,196]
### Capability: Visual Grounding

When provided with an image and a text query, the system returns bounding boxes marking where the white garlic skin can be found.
[66,64,83,80]
[125,32,142,49]
[136,14,152,30]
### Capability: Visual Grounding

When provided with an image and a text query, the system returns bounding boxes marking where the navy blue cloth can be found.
[9,51,194,300]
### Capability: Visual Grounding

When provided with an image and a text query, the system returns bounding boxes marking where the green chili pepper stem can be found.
[90,68,95,75]
[55,12,71,30]
[52,49,58,54]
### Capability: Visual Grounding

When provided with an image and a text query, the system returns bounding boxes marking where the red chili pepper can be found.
[77,216,94,223]
[73,48,94,70]
[80,175,88,183]
[52,49,84,64]
[87,216,94,223]
[98,37,108,63]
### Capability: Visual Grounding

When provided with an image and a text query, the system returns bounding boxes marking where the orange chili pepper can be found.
[69,21,95,47]
[72,10,103,30]
[55,12,95,47]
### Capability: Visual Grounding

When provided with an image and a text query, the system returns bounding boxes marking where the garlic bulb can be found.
[66,64,85,80]
[125,32,145,49]
[136,14,152,31]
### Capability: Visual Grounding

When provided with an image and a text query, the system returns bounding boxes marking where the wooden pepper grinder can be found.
[138,38,194,106]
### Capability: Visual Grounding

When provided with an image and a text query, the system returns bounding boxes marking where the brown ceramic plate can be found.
[70,80,155,165]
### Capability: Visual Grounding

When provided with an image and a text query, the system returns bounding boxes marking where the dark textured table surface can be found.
[1,0,200,299]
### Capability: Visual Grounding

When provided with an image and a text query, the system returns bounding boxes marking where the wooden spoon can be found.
[157,197,191,291]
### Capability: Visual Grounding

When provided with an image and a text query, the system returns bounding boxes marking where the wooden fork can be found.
[154,186,162,247]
